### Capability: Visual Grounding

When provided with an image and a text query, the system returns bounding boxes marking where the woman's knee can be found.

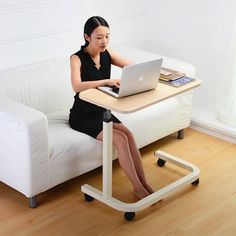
[114,123,134,138]
[113,130,129,147]
[96,131,103,141]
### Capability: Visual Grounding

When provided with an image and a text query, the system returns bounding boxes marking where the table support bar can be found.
[102,110,113,200]
[82,150,200,213]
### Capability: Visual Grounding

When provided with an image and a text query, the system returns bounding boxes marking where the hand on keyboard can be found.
[111,86,120,94]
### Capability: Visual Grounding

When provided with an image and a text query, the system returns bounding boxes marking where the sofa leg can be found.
[177,129,184,139]
[29,196,38,208]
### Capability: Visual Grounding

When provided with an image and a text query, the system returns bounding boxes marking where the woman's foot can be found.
[142,182,154,194]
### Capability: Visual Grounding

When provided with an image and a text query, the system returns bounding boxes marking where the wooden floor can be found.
[1,128,236,236]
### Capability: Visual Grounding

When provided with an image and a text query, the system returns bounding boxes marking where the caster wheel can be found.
[84,194,94,202]
[157,158,166,167]
[124,212,135,221]
[191,178,199,186]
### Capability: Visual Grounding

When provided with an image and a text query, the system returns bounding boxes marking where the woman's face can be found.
[85,26,110,52]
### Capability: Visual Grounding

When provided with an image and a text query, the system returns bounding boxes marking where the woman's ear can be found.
[84,34,90,42]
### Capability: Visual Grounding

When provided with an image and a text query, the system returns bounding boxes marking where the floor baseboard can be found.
[190,116,236,144]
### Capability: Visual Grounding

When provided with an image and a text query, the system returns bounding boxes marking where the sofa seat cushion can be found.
[47,110,103,187]
[113,97,180,148]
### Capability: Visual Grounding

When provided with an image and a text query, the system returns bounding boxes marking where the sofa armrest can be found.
[0,96,49,197]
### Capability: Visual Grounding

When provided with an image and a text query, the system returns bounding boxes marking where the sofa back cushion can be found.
[0,59,74,114]
[0,46,195,114]
[112,46,195,78]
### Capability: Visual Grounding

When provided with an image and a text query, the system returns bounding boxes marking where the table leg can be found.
[102,110,113,199]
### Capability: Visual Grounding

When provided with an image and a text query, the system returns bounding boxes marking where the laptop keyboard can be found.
[111,86,120,94]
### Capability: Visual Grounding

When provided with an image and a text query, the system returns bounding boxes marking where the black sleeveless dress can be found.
[69,46,121,138]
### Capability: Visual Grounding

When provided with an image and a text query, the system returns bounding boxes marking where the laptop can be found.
[98,58,163,98]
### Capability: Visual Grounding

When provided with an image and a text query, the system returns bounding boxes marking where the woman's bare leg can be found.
[97,129,150,199]
[113,123,154,194]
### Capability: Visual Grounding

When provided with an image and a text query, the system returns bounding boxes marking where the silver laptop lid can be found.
[118,58,163,98]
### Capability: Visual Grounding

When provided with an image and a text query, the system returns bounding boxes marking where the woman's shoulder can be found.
[102,48,111,60]
[71,46,86,59]
[71,50,82,58]
[106,48,132,68]
[106,48,122,60]
[70,54,81,68]
[71,46,87,64]
[106,47,114,57]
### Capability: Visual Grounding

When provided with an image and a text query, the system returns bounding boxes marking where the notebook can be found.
[98,58,163,98]
[160,67,186,81]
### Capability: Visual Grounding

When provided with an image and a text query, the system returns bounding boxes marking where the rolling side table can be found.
[80,80,201,221]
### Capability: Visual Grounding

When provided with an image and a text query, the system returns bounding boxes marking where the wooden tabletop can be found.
[80,79,202,114]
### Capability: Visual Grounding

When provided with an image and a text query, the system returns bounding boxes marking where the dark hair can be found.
[83,16,109,47]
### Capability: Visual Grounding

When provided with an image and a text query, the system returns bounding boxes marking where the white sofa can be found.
[0,47,195,207]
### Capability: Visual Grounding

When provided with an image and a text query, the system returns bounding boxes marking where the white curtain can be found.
[217,21,236,127]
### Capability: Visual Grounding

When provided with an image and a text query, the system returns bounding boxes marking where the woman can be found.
[69,16,153,199]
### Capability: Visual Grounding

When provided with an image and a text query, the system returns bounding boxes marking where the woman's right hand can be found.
[105,79,120,88]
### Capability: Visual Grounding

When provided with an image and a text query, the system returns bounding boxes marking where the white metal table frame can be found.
[80,81,201,220]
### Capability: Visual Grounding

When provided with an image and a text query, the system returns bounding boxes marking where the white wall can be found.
[142,0,236,141]
[0,0,145,70]
[144,0,236,111]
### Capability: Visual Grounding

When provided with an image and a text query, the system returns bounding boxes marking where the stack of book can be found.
[160,67,195,87]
